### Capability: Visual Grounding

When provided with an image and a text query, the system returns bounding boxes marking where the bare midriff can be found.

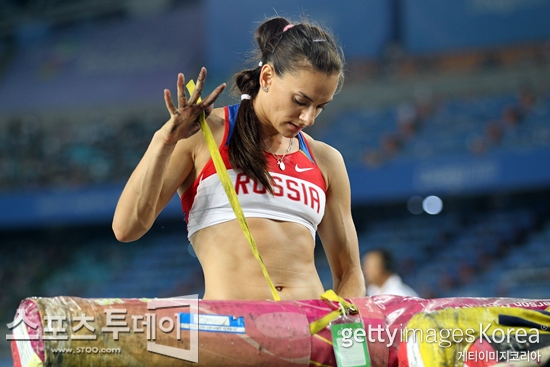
[190,218,325,301]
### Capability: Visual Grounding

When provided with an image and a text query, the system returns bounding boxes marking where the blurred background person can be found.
[362,249,419,297]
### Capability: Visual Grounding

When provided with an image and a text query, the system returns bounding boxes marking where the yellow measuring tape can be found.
[186,80,280,301]
[309,289,358,335]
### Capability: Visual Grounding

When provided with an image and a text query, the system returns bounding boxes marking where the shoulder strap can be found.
[225,103,240,146]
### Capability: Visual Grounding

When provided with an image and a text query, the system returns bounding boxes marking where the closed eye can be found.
[295,94,330,112]
[294,97,306,106]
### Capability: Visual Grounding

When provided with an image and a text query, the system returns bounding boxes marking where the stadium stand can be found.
[319,87,550,168]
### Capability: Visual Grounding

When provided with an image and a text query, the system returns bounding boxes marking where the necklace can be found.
[264,137,293,171]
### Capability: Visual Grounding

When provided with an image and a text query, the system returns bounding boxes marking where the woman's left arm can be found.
[316,142,366,298]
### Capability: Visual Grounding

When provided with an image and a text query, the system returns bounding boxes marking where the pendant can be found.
[278,161,285,171]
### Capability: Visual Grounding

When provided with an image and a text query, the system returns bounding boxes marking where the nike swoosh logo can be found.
[295,165,313,172]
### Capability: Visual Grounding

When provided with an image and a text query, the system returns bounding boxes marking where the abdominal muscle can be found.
[190,218,325,301]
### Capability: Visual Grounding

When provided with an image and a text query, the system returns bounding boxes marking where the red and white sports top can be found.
[180,104,327,240]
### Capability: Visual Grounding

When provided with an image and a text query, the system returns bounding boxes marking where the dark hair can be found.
[370,248,394,273]
[229,17,345,193]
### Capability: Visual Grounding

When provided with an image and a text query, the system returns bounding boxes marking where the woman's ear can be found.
[259,63,274,90]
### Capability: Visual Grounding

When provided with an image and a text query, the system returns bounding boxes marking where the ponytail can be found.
[229,68,274,194]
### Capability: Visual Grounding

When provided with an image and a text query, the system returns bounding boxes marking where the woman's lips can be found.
[288,122,302,133]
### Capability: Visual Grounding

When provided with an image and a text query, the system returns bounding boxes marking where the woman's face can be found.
[256,66,339,138]
[363,252,385,286]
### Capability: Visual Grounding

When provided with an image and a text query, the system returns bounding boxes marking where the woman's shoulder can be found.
[301,132,347,190]
[208,107,227,127]
[199,107,226,137]
[301,132,344,163]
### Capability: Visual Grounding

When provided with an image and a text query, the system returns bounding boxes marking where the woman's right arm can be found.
[112,68,225,242]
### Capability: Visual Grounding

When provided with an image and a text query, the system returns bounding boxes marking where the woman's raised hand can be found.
[162,67,226,145]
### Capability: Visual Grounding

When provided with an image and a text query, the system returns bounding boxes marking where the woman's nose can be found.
[300,108,316,126]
